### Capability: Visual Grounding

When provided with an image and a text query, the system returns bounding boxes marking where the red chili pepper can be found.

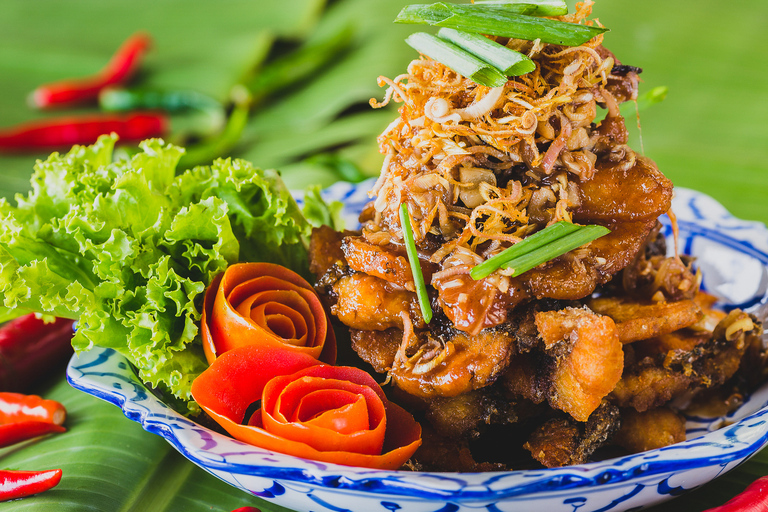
[0,393,67,425]
[703,475,768,511]
[0,469,62,501]
[230,508,262,512]
[0,112,168,152]
[0,314,74,392]
[0,421,66,448]
[29,32,152,109]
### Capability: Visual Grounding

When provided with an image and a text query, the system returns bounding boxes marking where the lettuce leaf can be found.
[0,135,311,411]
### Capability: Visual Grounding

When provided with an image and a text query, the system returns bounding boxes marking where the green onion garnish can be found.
[471,0,568,17]
[405,32,507,88]
[400,203,433,324]
[396,3,608,47]
[500,224,610,277]
[470,221,580,279]
[437,28,535,76]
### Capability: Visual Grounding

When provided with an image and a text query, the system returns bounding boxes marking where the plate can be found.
[67,182,768,512]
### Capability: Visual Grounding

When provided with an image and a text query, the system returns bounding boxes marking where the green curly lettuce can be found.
[0,135,313,411]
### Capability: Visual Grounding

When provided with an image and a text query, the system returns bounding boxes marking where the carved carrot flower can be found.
[201,262,336,365]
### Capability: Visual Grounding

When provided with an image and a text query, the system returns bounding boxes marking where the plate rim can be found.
[67,184,768,503]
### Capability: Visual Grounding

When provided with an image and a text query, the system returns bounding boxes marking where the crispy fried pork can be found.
[306,1,767,471]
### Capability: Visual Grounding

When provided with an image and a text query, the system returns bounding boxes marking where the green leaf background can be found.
[0,0,766,511]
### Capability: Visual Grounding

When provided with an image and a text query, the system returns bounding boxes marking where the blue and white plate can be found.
[67,183,768,512]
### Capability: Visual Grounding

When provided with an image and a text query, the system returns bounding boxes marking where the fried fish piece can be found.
[612,407,686,453]
[611,310,762,411]
[308,225,352,277]
[587,296,702,344]
[391,327,518,398]
[536,307,623,422]
[332,273,423,331]
[343,236,438,290]
[524,403,620,468]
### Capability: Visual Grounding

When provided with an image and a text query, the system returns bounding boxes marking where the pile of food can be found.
[0,0,766,476]
[307,1,767,470]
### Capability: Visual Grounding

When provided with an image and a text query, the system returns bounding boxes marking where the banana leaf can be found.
[0,0,325,199]
[0,0,767,511]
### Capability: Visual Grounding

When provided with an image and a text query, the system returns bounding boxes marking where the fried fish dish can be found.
[309,1,766,470]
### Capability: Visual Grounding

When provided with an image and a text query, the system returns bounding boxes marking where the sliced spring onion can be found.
[470,221,580,279]
[437,28,535,76]
[471,0,568,17]
[400,203,433,324]
[405,32,507,88]
[396,3,608,47]
[500,224,611,277]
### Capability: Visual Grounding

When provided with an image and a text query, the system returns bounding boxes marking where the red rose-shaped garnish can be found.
[191,344,422,470]
[201,262,335,365]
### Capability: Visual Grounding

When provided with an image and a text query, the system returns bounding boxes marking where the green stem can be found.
[399,204,433,324]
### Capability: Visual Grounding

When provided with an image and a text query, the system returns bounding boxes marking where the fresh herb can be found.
[406,32,507,88]
[396,3,607,46]
[399,204,433,324]
[301,184,345,231]
[471,221,578,279]
[500,225,610,277]
[437,28,535,76]
[0,135,312,410]
[470,0,568,17]
[470,221,609,279]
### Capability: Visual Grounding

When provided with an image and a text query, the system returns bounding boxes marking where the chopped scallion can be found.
[470,221,580,280]
[396,3,608,47]
[405,32,507,88]
[437,28,535,76]
[471,0,568,17]
[500,224,610,277]
[400,204,433,324]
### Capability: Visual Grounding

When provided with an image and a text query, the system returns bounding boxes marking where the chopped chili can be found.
[0,392,67,425]
[0,314,74,393]
[0,469,62,502]
[0,420,65,448]
[0,112,167,152]
[29,32,152,109]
